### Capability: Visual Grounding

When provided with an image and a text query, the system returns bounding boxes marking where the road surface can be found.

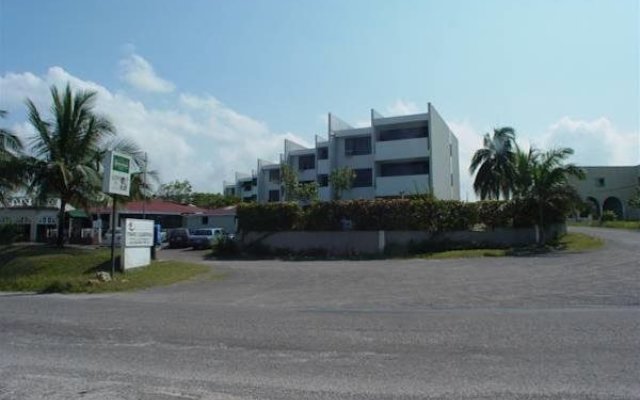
[0,226,638,399]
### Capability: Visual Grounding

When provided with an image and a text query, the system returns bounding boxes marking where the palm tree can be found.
[25,84,115,247]
[0,110,26,205]
[512,147,584,244]
[469,127,516,200]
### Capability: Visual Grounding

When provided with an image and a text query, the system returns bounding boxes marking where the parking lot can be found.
[1,226,639,399]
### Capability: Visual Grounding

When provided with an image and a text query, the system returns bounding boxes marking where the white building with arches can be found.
[570,165,640,220]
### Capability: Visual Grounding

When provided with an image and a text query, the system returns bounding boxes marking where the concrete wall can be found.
[428,103,459,200]
[242,224,565,256]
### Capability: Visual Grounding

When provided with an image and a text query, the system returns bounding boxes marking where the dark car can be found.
[168,228,191,248]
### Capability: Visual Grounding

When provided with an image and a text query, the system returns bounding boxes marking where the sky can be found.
[1,0,638,199]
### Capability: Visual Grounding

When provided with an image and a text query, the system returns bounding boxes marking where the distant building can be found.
[225,103,460,202]
[570,165,640,220]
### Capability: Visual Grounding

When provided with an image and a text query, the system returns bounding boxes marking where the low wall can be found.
[241,224,566,256]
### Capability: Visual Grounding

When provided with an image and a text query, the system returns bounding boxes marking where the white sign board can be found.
[122,218,153,270]
[124,218,154,247]
[102,151,132,196]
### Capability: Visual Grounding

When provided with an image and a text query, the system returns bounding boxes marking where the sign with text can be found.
[124,218,154,247]
[122,218,153,270]
[102,151,132,196]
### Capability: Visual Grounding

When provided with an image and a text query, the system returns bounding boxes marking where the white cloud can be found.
[0,62,309,193]
[386,99,421,116]
[540,116,639,166]
[118,53,175,93]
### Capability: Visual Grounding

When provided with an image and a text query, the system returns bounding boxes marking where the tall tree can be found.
[469,127,516,200]
[25,84,115,247]
[512,147,584,244]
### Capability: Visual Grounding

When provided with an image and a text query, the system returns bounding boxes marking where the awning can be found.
[67,209,89,218]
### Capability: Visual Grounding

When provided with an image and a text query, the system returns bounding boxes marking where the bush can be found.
[237,202,301,232]
[211,236,238,257]
[237,198,570,232]
[0,224,18,245]
[600,210,617,222]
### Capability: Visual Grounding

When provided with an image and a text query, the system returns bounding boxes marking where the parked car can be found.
[101,228,122,247]
[189,228,226,250]
[168,228,191,248]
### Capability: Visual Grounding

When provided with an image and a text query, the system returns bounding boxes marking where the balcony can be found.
[375,137,429,161]
[375,174,429,197]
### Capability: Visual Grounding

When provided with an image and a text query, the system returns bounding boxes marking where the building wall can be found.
[231,105,461,204]
[184,215,237,233]
[570,165,640,220]
[428,103,460,200]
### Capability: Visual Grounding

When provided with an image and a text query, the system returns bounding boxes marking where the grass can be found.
[0,244,212,294]
[568,220,640,230]
[416,232,604,260]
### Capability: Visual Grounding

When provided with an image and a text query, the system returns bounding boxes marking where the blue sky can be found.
[1,0,638,197]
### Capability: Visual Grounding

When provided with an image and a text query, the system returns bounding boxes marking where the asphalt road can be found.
[1,226,638,399]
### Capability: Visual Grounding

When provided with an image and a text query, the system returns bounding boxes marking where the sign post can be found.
[102,151,132,277]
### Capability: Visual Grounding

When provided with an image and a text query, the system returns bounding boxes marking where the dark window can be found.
[379,161,429,177]
[242,182,252,191]
[201,216,209,225]
[317,174,329,187]
[596,177,605,187]
[298,154,315,170]
[378,126,428,141]
[268,169,280,182]
[268,190,280,202]
[353,168,373,187]
[345,137,371,156]
[317,147,329,160]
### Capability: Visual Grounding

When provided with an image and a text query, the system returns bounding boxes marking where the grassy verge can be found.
[568,220,640,230]
[417,232,603,260]
[0,245,211,294]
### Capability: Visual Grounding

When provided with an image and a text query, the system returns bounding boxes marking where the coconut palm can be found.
[0,110,26,205]
[25,84,115,247]
[469,127,516,200]
[512,147,584,244]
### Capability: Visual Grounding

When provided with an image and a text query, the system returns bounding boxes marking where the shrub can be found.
[0,224,18,245]
[237,202,301,232]
[600,210,617,222]
[211,236,238,257]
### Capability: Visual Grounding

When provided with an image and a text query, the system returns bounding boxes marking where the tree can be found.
[329,167,355,200]
[156,179,193,204]
[628,186,640,210]
[192,192,241,209]
[25,84,116,247]
[280,164,318,203]
[469,127,516,200]
[512,147,584,244]
[0,110,25,205]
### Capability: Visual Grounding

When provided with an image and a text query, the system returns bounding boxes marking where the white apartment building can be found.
[224,103,460,202]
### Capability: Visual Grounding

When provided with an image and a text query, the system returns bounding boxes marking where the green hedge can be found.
[237,199,566,232]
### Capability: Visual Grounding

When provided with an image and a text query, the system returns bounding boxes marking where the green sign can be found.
[113,155,130,173]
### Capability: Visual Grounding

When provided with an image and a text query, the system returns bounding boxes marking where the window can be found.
[379,161,429,177]
[268,169,280,182]
[378,126,428,142]
[201,216,209,225]
[268,190,280,202]
[353,168,373,187]
[345,137,371,156]
[317,147,329,160]
[317,174,329,187]
[596,177,605,187]
[298,154,315,170]
[242,182,253,191]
